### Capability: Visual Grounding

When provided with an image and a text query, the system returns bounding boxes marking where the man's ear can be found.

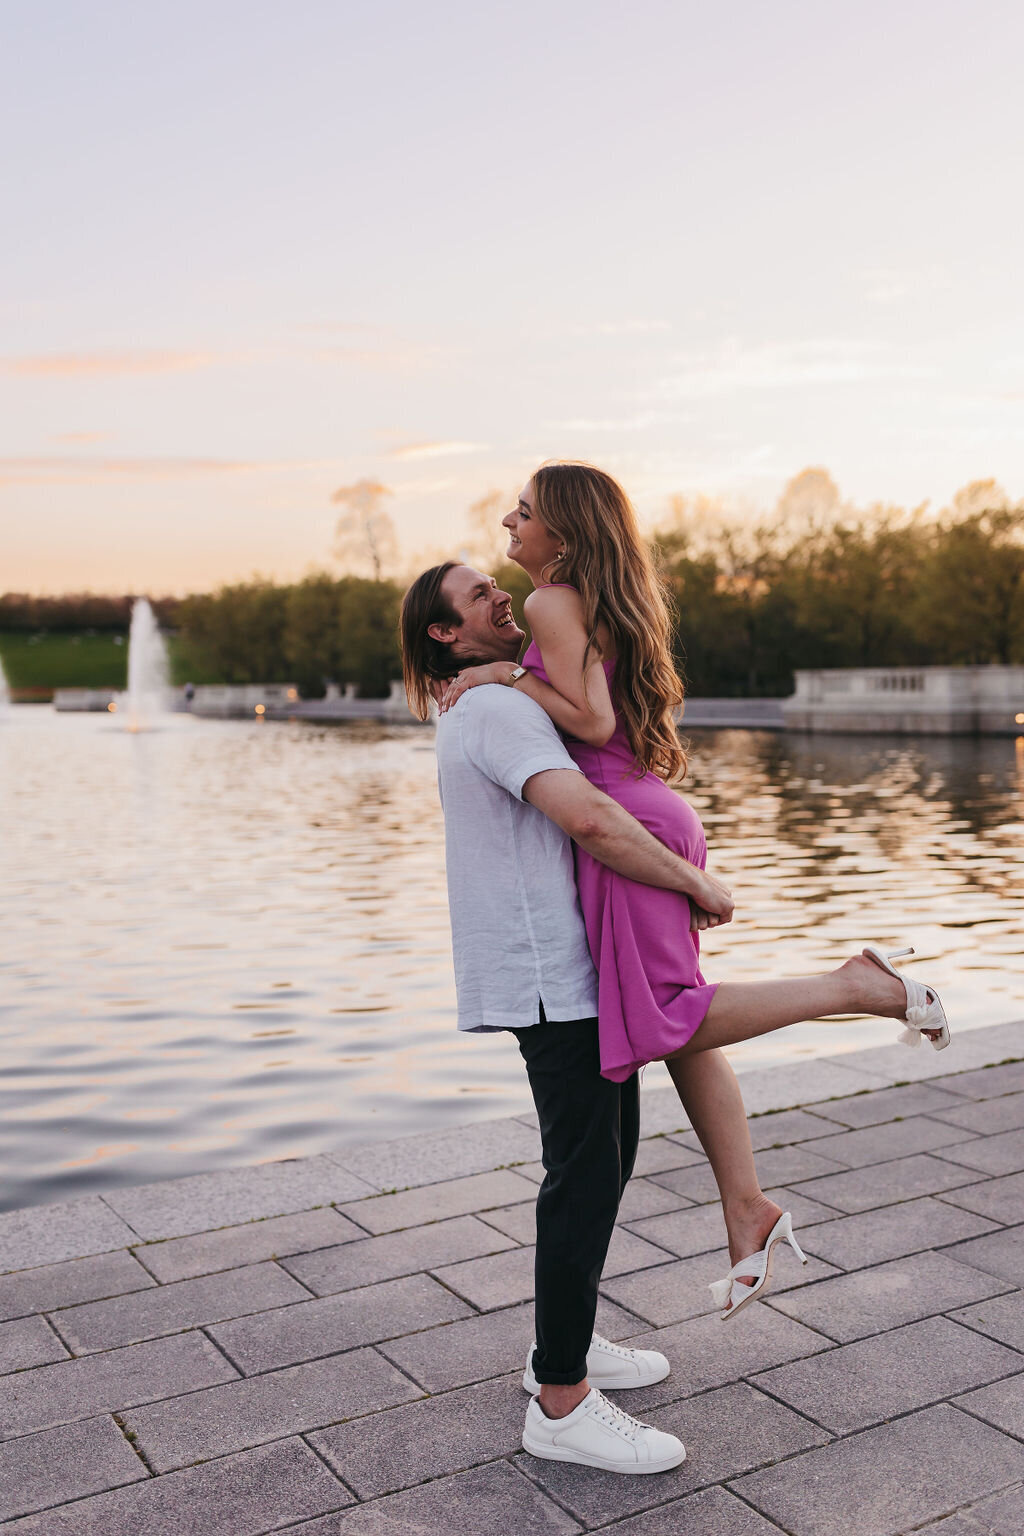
[427,621,458,643]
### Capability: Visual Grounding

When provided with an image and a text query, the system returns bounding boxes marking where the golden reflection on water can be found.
[0,707,1021,1211]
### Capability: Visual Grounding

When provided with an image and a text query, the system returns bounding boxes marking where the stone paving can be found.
[2,1020,1024,1534]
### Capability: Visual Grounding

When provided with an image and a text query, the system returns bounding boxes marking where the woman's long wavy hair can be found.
[531,462,687,782]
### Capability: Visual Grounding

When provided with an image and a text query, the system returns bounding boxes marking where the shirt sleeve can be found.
[459,687,582,801]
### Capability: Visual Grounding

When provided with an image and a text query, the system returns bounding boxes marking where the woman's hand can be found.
[438,663,514,713]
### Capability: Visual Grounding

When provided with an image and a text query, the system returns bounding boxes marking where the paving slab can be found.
[310,1372,525,1498]
[0,1415,146,1523]
[937,1128,1024,1177]
[799,1195,998,1270]
[790,1151,980,1213]
[379,1295,639,1393]
[134,1206,366,1283]
[937,1061,1024,1099]
[330,1117,542,1192]
[124,1346,420,1472]
[754,1315,1022,1434]
[726,1058,892,1110]
[954,1371,1024,1438]
[930,1091,1024,1135]
[621,1302,828,1400]
[0,1330,237,1439]
[434,1229,670,1313]
[768,1248,1012,1341]
[0,1251,155,1323]
[938,1223,1024,1284]
[0,1196,139,1273]
[649,1144,845,1201]
[281,1213,517,1295]
[516,1381,829,1527]
[730,1402,1024,1536]
[819,1020,1024,1083]
[209,1271,471,1375]
[597,1483,788,1535]
[0,1314,69,1374]
[936,1483,1024,1535]
[624,1203,748,1260]
[612,1176,697,1223]
[603,1247,838,1328]
[101,1156,375,1241]
[951,1289,1024,1350]
[3,1436,350,1535]
[52,1260,308,1354]
[806,1115,979,1168]
[804,1081,967,1127]
[629,1136,706,1175]
[277,1458,581,1535]
[939,1170,1024,1223]
[337,1167,540,1234]
[741,1106,846,1147]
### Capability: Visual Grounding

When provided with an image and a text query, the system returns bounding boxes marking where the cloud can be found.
[389,440,488,461]
[0,455,327,487]
[4,350,216,378]
[577,320,672,337]
[52,430,110,444]
[860,265,953,306]
[550,410,692,433]
[660,339,932,400]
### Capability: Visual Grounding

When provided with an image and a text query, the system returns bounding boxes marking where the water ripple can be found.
[1,708,1022,1210]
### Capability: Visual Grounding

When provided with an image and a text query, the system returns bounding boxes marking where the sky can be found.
[2,0,1022,594]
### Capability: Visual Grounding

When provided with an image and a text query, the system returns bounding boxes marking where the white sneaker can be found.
[522,1387,685,1474]
[523,1334,670,1394]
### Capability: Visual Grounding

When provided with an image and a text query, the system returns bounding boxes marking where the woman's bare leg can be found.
[667,955,920,1061]
[666,1049,783,1280]
[661,954,935,1298]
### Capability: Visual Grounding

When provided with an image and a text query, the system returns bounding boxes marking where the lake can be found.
[1,706,1022,1212]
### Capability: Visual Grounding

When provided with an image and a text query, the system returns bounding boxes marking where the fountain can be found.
[120,598,170,729]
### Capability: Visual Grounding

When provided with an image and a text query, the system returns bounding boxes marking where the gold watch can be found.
[506,666,527,687]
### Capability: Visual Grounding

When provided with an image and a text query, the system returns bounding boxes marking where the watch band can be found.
[507,666,527,687]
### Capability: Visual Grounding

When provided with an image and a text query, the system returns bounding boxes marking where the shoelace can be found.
[592,1337,637,1361]
[592,1394,650,1442]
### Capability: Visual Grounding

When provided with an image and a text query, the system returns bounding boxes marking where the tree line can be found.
[3,471,1021,697]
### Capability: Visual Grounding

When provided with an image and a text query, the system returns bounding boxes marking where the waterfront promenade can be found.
[1,1022,1023,1534]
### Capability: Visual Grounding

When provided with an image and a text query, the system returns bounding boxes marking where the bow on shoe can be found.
[898,982,943,1048]
[708,1275,737,1308]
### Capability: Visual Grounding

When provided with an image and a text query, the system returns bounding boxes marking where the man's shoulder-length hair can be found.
[400,561,461,721]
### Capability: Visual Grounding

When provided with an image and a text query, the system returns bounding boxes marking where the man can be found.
[400,562,732,1475]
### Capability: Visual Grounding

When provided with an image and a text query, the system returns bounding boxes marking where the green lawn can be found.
[0,633,128,692]
[0,632,221,696]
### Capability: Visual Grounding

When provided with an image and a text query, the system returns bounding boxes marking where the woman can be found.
[439,462,949,1317]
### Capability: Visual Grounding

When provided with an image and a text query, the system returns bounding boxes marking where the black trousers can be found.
[511,1012,640,1385]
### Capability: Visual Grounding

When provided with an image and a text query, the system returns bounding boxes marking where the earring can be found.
[556,548,566,560]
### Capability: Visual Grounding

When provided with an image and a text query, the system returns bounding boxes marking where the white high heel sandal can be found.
[862,945,951,1051]
[709,1212,808,1321]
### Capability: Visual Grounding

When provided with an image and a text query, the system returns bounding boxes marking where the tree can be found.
[332,480,398,581]
[915,488,1024,664]
[462,489,513,570]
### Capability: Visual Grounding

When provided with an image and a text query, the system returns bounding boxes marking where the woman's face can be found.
[502,480,563,579]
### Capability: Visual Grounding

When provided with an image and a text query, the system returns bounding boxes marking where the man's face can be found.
[428,565,525,664]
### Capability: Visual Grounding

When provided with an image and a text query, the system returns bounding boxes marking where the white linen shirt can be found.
[435,685,599,1032]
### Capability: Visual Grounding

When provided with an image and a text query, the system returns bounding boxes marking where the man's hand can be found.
[687,869,734,927]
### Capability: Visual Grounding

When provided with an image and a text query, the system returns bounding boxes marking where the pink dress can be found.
[522,640,719,1083]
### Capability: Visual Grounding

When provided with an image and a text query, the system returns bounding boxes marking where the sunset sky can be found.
[3,1,1022,593]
